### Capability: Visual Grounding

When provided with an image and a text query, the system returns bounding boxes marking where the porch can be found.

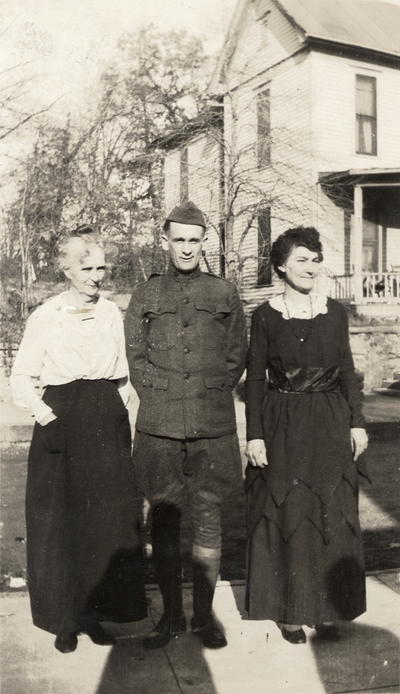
[327,270,400,302]
[319,168,400,314]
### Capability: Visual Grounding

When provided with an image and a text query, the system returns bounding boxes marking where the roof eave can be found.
[305,35,400,67]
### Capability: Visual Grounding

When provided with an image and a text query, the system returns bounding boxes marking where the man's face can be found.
[162,222,206,273]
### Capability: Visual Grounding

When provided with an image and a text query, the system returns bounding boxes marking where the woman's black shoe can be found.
[315,623,341,641]
[279,626,307,644]
[85,623,116,646]
[55,633,78,653]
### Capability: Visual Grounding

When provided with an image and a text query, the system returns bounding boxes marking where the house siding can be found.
[226,54,314,300]
[311,52,400,173]
[227,0,302,91]
[164,152,180,212]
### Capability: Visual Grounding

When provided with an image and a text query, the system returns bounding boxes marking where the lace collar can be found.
[269,293,328,320]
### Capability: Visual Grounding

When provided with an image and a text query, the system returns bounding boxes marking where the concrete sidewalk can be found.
[1,574,399,694]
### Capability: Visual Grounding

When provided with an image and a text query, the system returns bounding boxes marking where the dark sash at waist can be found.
[268,366,340,393]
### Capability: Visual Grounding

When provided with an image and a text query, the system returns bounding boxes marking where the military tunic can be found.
[125,263,247,439]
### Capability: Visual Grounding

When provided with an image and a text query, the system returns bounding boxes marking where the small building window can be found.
[257,208,271,286]
[180,147,188,202]
[356,75,377,155]
[257,89,270,168]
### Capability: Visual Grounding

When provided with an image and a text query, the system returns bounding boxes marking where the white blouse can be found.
[10,292,130,423]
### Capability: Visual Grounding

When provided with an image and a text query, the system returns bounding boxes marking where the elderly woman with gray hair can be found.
[10,227,147,653]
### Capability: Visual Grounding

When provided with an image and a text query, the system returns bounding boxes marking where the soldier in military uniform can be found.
[125,201,247,649]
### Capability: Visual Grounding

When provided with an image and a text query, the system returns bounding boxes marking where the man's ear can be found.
[161,234,169,251]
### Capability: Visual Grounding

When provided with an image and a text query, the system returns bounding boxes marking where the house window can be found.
[257,208,271,286]
[356,75,377,155]
[257,89,270,168]
[180,147,188,202]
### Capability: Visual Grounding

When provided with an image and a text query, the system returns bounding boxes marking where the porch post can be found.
[354,185,363,304]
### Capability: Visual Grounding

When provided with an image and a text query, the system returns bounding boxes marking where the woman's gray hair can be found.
[57,226,105,272]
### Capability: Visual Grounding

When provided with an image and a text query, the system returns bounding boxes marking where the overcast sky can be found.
[1,0,400,116]
[0,0,237,113]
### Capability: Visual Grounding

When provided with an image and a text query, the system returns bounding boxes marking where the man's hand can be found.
[351,427,368,461]
[246,439,268,468]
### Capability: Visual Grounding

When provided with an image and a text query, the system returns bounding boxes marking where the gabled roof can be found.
[276,0,400,57]
[211,0,400,92]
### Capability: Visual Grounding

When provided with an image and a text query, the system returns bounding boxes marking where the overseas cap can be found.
[166,201,206,228]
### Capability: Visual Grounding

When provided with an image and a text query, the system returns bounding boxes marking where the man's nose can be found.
[182,243,192,255]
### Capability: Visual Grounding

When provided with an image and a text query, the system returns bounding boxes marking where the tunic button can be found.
[184,347,190,354]
[184,372,190,379]
[183,297,189,304]
[183,321,189,328]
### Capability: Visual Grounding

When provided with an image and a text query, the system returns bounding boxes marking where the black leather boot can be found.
[143,502,186,649]
[191,547,227,649]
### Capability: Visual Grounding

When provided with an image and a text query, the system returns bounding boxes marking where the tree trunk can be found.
[0,270,13,316]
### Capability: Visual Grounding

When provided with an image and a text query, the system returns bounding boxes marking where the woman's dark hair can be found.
[270,226,323,279]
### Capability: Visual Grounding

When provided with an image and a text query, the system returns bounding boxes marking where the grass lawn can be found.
[1,440,399,590]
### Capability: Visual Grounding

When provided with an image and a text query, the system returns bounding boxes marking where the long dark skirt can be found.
[26,380,147,637]
[246,480,366,626]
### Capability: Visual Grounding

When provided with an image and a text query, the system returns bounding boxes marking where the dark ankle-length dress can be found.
[245,295,368,626]
[11,294,147,638]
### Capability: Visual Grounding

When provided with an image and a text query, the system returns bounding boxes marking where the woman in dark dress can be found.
[245,227,369,644]
[10,228,147,653]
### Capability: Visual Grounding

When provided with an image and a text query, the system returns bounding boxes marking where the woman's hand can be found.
[40,412,57,426]
[351,428,368,461]
[246,439,268,468]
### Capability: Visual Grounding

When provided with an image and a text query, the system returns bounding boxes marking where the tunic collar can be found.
[167,262,202,281]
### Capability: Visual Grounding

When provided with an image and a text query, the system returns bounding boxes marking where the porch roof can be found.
[319,168,400,227]
[319,168,400,187]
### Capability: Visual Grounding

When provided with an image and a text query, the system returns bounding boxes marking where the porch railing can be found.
[329,274,354,300]
[324,272,400,303]
[361,272,400,301]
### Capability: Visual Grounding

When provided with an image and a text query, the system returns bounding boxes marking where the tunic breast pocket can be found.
[143,300,177,350]
[194,299,231,350]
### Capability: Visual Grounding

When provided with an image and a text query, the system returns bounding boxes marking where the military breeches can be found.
[133,432,243,549]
